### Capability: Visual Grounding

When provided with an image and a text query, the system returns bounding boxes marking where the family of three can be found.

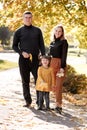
[12,11,68,114]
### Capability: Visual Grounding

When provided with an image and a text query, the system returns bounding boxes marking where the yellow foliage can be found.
[63,93,87,106]
[0,98,7,105]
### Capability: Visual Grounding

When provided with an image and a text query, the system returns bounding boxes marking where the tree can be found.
[0,26,12,47]
[0,0,87,48]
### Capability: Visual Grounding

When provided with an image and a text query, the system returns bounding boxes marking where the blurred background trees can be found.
[0,26,13,48]
[0,0,87,48]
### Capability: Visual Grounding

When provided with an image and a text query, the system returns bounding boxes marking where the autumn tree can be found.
[0,0,87,48]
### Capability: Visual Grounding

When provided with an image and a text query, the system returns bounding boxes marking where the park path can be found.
[0,67,87,130]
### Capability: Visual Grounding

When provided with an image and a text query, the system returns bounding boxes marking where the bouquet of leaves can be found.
[56,68,64,78]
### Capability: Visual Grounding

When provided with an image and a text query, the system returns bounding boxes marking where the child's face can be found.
[41,58,49,67]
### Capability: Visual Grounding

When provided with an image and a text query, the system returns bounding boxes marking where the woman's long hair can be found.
[50,25,65,41]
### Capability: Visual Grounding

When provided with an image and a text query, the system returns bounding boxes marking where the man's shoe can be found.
[23,103,31,108]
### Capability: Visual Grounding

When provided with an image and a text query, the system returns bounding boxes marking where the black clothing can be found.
[49,39,68,68]
[12,25,45,105]
[13,25,45,55]
[19,55,38,104]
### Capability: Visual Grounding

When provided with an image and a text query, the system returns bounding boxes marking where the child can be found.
[36,55,55,110]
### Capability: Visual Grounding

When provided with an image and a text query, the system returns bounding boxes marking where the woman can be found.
[49,25,68,114]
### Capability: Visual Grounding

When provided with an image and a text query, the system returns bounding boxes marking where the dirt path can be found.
[0,68,87,130]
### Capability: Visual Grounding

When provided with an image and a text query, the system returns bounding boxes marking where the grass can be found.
[0,60,18,71]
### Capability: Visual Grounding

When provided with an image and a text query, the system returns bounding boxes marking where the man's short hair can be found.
[23,11,32,16]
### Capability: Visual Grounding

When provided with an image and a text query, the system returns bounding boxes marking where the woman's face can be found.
[54,27,63,39]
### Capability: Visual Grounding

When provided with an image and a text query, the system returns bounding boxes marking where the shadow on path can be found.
[0,68,86,130]
[30,107,84,128]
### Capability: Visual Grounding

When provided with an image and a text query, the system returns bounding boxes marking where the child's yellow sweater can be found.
[36,66,55,92]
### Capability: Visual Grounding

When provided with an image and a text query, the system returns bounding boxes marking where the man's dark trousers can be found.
[19,55,39,105]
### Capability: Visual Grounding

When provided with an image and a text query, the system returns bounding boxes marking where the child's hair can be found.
[41,55,51,66]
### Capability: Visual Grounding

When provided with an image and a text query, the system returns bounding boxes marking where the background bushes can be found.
[63,65,87,94]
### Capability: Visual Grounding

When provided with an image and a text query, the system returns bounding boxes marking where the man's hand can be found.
[22,52,29,58]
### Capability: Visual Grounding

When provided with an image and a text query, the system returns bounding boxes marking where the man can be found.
[12,11,45,107]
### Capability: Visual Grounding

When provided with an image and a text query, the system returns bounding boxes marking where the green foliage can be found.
[63,65,87,94]
[0,60,18,71]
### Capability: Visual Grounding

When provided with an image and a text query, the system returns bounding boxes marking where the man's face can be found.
[23,14,32,26]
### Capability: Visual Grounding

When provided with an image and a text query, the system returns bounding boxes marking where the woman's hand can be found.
[56,68,64,77]
[60,68,64,73]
